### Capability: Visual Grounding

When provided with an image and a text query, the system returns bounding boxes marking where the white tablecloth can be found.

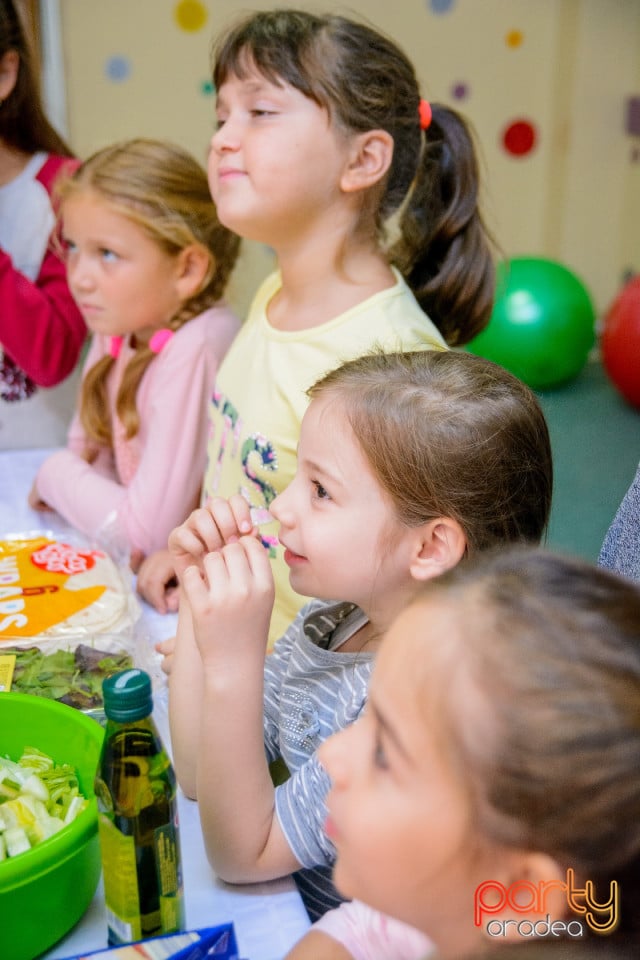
[0,449,311,960]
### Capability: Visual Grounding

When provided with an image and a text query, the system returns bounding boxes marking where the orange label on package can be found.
[0,537,106,637]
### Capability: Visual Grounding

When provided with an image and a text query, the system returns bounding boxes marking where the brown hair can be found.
[57,138,241,446]
[212,8,495,346]
[0,0,72,155]
[420,547,640,945]
[308,350,552,551]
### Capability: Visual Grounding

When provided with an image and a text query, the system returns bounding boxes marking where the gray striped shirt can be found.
[265,598,374,920]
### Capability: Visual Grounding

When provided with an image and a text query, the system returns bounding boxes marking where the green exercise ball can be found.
[467,257,596,390]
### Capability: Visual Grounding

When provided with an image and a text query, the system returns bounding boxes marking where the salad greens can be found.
[5,644,133,709]
[0,746,88,860]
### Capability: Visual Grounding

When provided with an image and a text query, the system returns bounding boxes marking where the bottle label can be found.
[97,813,184,944]
[98,813,143,943]
[155,821,184,932]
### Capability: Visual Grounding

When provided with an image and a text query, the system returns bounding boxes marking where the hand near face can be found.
[168,494,258,582]
[181,535,275,664]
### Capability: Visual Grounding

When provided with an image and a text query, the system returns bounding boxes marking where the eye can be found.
[311,480,330,501]
[99,248,118,263]
[62,238,76,256]
[250,108,276,118]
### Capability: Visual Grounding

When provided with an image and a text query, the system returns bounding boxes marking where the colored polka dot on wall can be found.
[428,0,456,14]
[506,29,524,48]
[502,119,537,157]
[174,0,208,32]
[200,79,215,97]
[451,82,469,101]
[105,56,131,83]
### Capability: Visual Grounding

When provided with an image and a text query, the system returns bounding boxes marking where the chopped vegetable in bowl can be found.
[0,746,88,860]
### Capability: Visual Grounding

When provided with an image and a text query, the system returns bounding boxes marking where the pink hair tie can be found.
[109,336,123,358]
[149,328,175,354]
[419,99,432,131]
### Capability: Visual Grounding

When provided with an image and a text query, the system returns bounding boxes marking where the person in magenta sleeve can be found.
[0,0,87,447]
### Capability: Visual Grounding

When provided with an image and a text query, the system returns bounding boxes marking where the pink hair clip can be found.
[419,99,432,131]
[109,336,123,359]
[149,328,174,354]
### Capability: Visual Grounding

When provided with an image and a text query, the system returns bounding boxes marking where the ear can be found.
[340,130,394,194]
[477,852,569,943]
[409,517,466,582]
[0,50,20,101]
[173,244,212,302]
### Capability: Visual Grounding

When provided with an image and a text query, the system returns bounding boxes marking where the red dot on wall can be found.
[502,119,537,157]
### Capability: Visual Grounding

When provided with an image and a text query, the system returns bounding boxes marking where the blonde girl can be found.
[29,138,241,563]
[166,350,553,922]
[316,546,640,959]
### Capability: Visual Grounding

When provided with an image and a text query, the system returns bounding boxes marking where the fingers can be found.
[182,536,274,609]
[165,581,180,612]
[182,537,274,659]
[205,536,273,593]
[154,636,176,676]
[136,550,179,613]
[155,636,176,655]
[27,481,51,511]
[169,496,263,583]
[205,494,257,541]
[169,508,219,558]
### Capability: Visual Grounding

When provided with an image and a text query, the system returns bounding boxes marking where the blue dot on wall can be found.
[452,82,469,101]
[200,79,215,97]
[428,0,456,13]
[105,56,131,83]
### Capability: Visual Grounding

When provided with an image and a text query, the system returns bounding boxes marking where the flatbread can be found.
[0,536,140,647]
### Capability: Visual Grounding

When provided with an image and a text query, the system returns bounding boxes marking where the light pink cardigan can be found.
[35,305,240,557]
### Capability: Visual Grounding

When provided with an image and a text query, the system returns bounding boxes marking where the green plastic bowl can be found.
[0,692,105,960]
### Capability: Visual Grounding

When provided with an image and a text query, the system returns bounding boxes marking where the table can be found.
[0,449,311,960]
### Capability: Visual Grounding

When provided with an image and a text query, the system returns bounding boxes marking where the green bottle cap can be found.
[102,669,153,722]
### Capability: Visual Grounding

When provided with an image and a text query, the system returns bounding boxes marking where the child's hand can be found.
[155,635,176,675]
[182,535,275,662]
[27,479,53,512]
[136,549,180,613]
[168,495,258,582]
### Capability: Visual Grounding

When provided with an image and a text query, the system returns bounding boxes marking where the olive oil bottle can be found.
[95,669,185,945]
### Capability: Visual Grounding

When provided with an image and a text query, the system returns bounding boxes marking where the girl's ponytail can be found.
[391,104,496,346]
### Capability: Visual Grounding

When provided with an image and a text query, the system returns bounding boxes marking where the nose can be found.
[318,725,355,787]
[210,116,240,154]
[269,485,295,529]
[67,252,95,292]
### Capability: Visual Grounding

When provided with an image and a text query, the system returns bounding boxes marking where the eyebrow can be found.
[217,77,282,104]
[369,697,413,766]
[300,456,344,489]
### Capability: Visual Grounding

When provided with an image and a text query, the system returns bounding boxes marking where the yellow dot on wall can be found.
[174,0,208,32]
[506,29,524,48]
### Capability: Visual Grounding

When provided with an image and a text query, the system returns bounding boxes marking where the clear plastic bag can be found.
[0,530,162,722]
[0,530,141,644]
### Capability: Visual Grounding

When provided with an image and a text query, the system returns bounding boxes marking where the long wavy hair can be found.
[57,138,241,446]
